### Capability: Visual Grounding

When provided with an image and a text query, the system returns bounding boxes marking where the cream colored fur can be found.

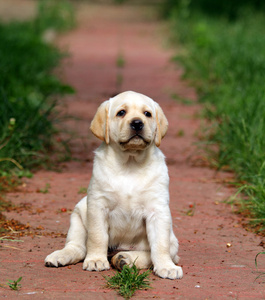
[44,91,183,280]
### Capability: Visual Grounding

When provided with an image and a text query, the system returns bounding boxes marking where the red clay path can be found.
[1,2,265,299]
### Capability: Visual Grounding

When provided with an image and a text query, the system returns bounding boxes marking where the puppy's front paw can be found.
[45,247,85,267]
[83,257,110,271]
[154,264,183,280]
[45,250,72,267]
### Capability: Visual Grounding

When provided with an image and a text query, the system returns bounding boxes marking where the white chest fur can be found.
[86,144,170,248]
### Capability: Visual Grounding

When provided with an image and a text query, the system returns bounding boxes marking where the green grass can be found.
[255,251,265,281]
[116,52,125,68]
[36,0,75,33]
[78,187,87,194]
[164,4,265,231]
[0,0,74,176]
[7,277,22,291]
[38,183,51,194]
[104,264,151,299]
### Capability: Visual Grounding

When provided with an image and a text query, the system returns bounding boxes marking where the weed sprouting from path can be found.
[104,264,151,299]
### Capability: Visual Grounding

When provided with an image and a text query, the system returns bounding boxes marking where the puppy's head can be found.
[90,91,168,150]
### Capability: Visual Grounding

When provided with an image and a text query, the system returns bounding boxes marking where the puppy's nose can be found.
[130,119,144,132]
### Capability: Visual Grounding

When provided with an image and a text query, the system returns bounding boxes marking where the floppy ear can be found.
[90,100,110,144]
[155,104,168,147]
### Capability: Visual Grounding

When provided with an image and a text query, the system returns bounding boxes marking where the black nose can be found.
[130,119,144,132]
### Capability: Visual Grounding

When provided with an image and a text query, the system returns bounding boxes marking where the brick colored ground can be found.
[1,2,265,299]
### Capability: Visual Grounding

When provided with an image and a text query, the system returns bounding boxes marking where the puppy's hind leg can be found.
[45,199,87,267]
[111,251,152,271]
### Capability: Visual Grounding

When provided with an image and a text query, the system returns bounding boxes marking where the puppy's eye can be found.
[117,110,126,117]
[144,111,152,118]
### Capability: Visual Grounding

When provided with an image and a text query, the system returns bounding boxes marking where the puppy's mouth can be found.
[119,134,150,150]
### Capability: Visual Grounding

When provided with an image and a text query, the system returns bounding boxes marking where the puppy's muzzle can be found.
[119,118,149,149]
[130,119,144,132]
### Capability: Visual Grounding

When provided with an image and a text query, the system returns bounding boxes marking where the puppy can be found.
[45,91,183,280]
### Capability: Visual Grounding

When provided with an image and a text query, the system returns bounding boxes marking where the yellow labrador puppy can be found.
[45,91,183,279]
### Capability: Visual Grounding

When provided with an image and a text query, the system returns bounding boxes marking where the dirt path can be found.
[1,2,265,299]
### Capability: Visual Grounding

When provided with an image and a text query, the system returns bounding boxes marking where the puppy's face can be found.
[109,93,157,150]
[90,91,168,150]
